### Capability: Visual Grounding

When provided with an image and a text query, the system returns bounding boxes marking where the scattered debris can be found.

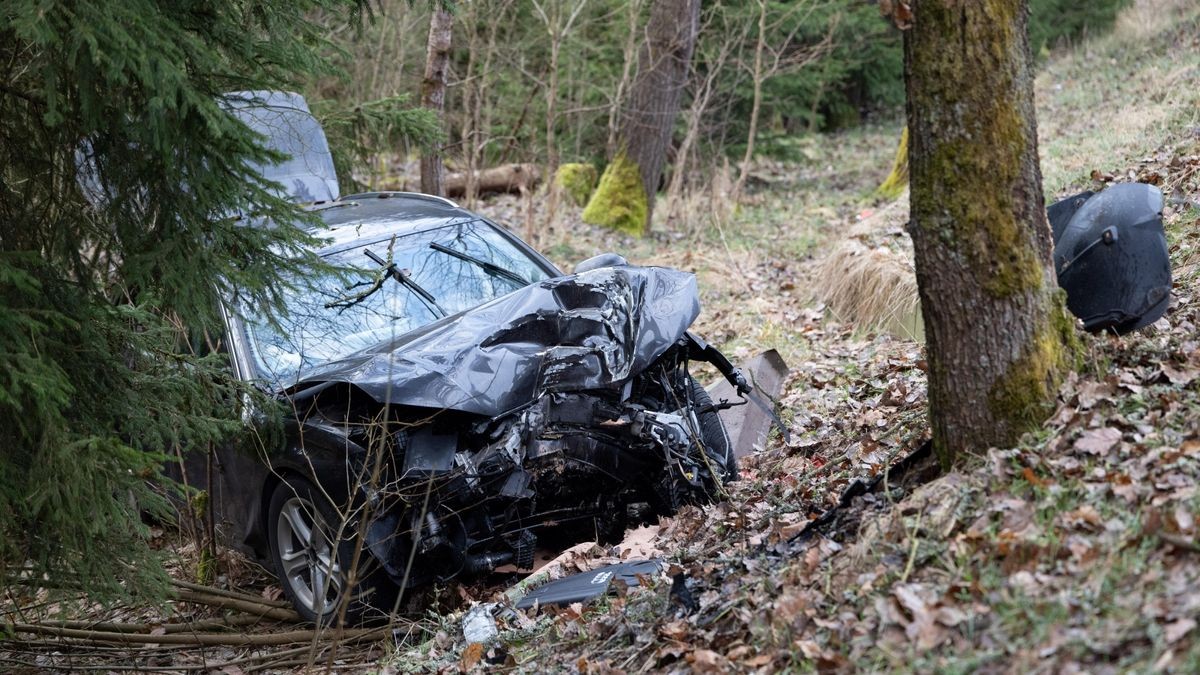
[1049,183,1172,333]
[707,349,790,457]
[461,603,500,645]
[515,560,662,610]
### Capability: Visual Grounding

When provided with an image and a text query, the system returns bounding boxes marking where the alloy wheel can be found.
[274,495,345,617]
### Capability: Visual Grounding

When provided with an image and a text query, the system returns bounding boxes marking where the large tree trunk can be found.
[419,7,452,197]
[904,0,1077,467]
[583,0,699,234]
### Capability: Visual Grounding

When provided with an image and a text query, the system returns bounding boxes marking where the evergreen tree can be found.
[0,0,366,601]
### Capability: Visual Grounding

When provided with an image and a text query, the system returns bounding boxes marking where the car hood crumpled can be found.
[288,265,700,417]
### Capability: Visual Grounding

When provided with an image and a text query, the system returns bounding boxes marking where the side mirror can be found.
[573,253,628,274]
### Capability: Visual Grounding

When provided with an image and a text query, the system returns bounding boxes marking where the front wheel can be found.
[687,376,738,482]
[642,371,738,511]
[267,476,396,625]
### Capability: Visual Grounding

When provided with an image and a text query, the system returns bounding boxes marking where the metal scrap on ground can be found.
[707,349,790,457]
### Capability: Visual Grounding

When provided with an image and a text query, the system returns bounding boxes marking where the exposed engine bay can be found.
[301,336,741,590]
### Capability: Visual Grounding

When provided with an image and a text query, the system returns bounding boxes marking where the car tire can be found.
[687,376,738,482]
[645,372,738,511]
[266,475,396,626]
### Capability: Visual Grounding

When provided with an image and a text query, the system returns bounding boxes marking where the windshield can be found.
[244,220,551,385]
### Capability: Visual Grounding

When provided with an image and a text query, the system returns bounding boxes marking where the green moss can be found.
[196,546,216,585]
[987,290,1081,435]
[916,103,1043,298]
[876,126,909,199]
[908,0,1043,300]
[554,163,598,208]
[582,152,647,235]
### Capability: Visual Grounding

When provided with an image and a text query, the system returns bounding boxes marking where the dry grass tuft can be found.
[813,191,921,339]
[813,240,921,339]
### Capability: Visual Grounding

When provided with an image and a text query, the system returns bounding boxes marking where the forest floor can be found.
[3,0,1199,673]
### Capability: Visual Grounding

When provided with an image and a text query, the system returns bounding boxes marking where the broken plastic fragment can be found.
[515,560,662,610]
[461,603,499,644]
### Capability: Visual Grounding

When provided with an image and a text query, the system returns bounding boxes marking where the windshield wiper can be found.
[324,238,446,318]
[363,248,446,317]
[429,241,529,288]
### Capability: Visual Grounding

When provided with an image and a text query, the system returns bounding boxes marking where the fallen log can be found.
[445,163,540,197]
[380,163,541,198]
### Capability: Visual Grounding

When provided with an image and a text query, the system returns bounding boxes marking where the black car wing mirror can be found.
[573,252,628,274]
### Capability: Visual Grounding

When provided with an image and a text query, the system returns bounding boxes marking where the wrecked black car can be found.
[182,92,750,625]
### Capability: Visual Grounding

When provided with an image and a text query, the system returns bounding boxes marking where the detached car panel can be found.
[1049,183,1171,334]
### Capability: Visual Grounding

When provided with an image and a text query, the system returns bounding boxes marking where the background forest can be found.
[10,0,1195,671]
[313,0,1130,201]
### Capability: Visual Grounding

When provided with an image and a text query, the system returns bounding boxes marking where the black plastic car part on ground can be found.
[1048,183,1171,334]
[515,560,663,610]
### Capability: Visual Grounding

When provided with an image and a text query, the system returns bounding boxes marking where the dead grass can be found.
[812,191,921,340]
[1037,0,1200,194]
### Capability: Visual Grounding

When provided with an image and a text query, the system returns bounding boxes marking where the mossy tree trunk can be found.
[584,0,699,234]
[419,6,452,197]
[904,0,1078,467]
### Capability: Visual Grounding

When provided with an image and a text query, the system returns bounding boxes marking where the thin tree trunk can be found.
[731,0,767,202]
[904,0,1077,467]
[666,52,722,222]
[533,0,589,229]
[543,24,562,228]
[606,0,643,157]
[419,7,452,196]
[667,8,745,221]
[460,4,479,207]
[625,0,699,227]
[475,1,505,187]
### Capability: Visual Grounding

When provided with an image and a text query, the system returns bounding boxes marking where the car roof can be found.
[305,192,479,255]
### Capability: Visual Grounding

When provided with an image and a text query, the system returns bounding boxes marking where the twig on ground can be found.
[7,623,389,646]
[1158,531,1200,553]
[168,579,291,610]
[21,615,267,634]
[171,588,300,622]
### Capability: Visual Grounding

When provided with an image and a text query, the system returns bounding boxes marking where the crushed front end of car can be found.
[286,264,750,591]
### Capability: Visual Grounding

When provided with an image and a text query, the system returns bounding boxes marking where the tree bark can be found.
[419,7,452,197]
[587,0,700,234]
[904,0,1077,467]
